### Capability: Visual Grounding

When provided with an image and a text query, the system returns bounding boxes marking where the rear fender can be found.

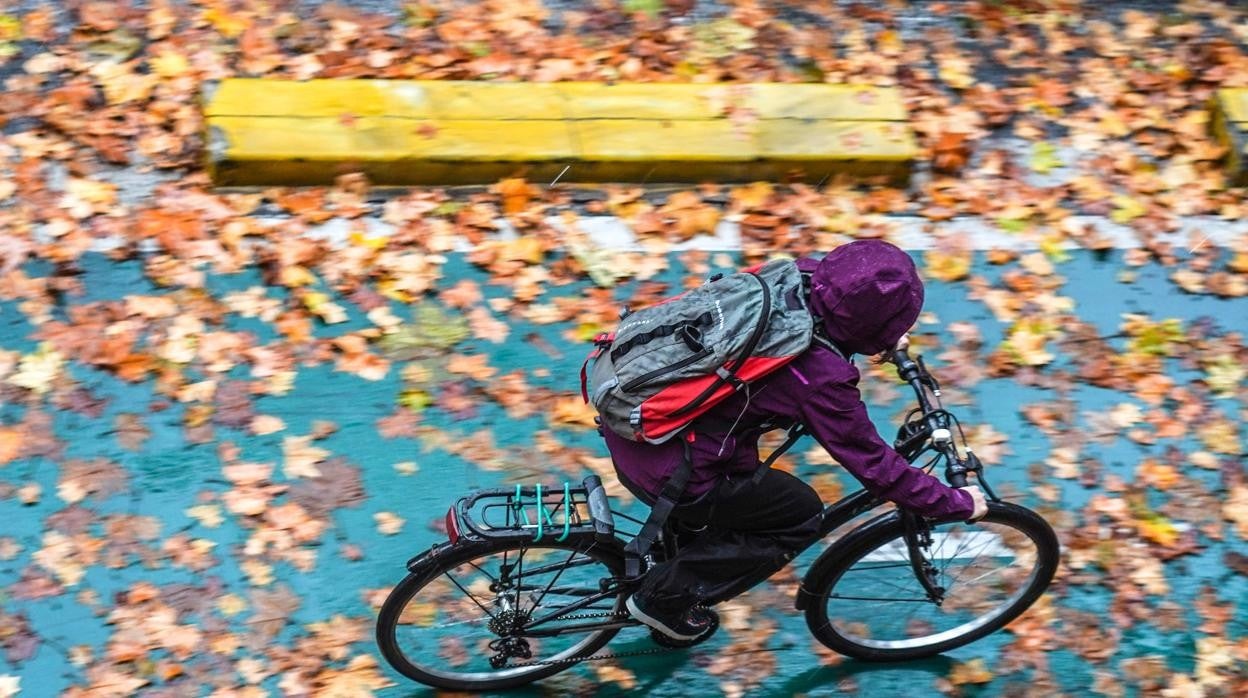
[405,541,456,573]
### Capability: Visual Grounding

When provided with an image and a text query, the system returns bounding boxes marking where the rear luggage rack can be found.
[452,475,616,544]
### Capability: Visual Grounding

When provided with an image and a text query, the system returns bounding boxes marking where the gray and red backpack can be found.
[581,258,841,445]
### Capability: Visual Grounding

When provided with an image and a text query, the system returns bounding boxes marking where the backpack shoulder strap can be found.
[750,423,808,485]
[622,431,695,578]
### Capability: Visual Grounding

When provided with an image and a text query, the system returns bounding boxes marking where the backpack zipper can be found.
[620,347,713,393]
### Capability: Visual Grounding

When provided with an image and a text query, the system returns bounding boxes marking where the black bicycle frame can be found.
[484,352,981,641]
[814,488,881,538]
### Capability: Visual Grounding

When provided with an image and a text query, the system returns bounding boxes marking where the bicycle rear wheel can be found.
[376,538,627,691]
[802,501,1059,661]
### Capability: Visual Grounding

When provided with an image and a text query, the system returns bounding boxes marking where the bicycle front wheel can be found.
[803,501,1059,661]
[376,538,627,691]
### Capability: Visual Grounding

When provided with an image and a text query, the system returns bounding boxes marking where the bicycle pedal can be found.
[649,614,719,649]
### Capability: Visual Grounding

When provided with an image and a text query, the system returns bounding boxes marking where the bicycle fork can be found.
[901,511,946,605]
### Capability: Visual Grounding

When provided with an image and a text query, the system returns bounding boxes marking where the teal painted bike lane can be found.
[0,250,1245,696]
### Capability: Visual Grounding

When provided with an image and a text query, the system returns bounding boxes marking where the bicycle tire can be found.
[376,537,627,691]
[802,501,1059,662]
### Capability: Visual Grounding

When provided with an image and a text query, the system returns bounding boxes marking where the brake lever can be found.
[963,451,1001,502]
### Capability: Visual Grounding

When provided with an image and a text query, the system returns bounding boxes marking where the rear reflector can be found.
[445,506,461,545]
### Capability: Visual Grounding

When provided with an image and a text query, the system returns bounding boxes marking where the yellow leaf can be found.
[730,181,773,210]
[282,436,328,478]
[1136,514,1179,547]
[1039,235,1071,263]
[374,512,405,535]
[924,249,972,282]
[348,230,389,250]
[1002,321,1055,366]
[201,4,249,38]
[1198,419,1241,455]
[569,244,623,288]
[279,265,318,287]
[0,14,21,42]
[500,237,544,264]
[186,504,224,528]
[948,658,994,685]
[937,55,976,90]
[89,61,156,105]
[1110,195,1147,224]
[216,594,248,618]
[303,292,348,324]
[575,322,607,342]
[1203,354,1245,397]
[1225,486,1248,539]
[65,177,118,206]
[8,343,62,394]
[1137,460,1180,489]
[149,50,190,78]
[241,559,274,586]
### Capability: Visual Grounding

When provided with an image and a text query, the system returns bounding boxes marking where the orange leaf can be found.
[1033,78,1073,108]
[446,354,498,381]
[495,178,536,216]
[274,189,332,223]
[0,427,22,464]
[114,354,155,383]
[549,397,598,428]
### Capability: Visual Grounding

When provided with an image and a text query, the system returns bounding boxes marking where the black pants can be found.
[621,468,826,614]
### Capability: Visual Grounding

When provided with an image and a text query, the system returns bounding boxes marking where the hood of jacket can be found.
[808,240,925,357]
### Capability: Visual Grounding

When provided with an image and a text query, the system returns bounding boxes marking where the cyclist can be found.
[604,239,989,644]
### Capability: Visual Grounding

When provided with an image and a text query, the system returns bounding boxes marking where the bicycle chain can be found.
[498,611,686,669]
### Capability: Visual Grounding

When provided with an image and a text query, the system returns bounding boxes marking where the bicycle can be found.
[375,350,1061,691]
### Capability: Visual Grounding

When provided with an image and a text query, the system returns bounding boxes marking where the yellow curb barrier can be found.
[204,79,918,187]
[1212,89,1248,186]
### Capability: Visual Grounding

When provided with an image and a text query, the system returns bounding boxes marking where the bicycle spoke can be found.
[525,548,579,618]
[954,563,1009,589]
[441,570,497,622]
[512,546,526,618]
[426,615,492,630]
[465,559,500,584]
[840,562,913,571]
[943,537,1006,590]
[855,573,927,597]
[830,594,932,603]
[939,528,976,577]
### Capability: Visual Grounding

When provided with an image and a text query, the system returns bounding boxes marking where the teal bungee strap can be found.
[535,483,544,540]
[516,482,572,541]
[556,481,572,542]
[514,484,531,528]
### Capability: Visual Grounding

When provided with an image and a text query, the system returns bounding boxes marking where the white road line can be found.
[43,215,1244,254]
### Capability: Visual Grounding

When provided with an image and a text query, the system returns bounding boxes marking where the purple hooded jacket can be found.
[602,240,974,520]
